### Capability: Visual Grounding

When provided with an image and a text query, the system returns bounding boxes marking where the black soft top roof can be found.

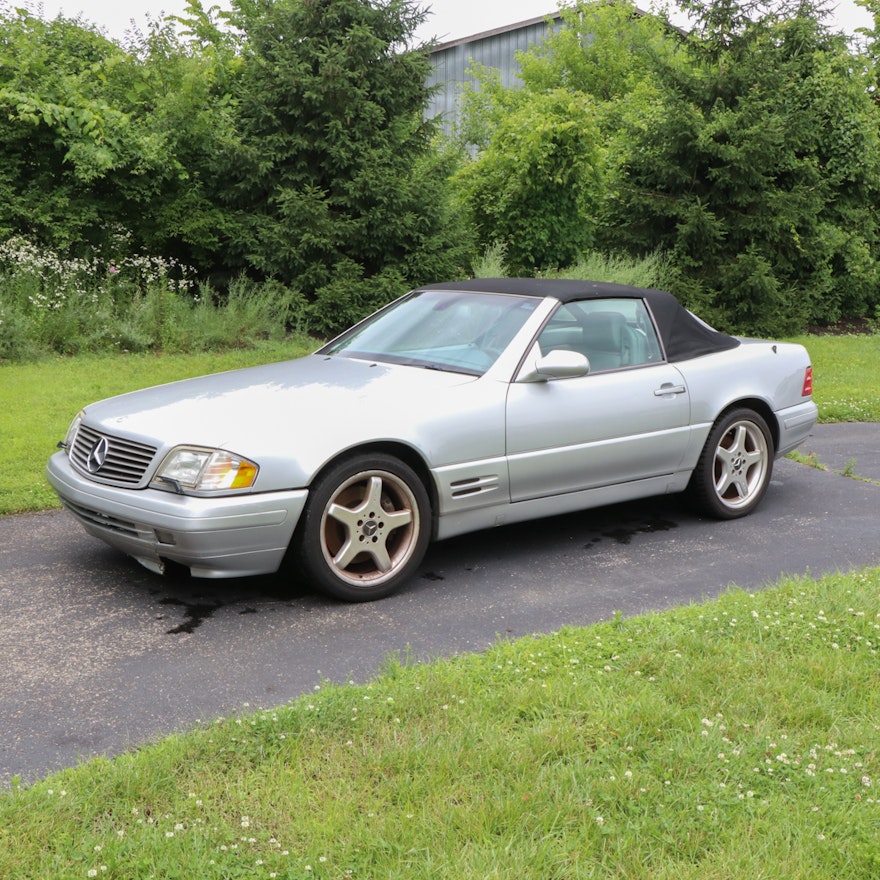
[419,278,740,362]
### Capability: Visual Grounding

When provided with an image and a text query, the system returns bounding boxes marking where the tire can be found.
[295,453,431,602]
[688,408,774,519]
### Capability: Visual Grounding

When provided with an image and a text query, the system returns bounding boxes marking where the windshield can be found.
[320,290,540,375]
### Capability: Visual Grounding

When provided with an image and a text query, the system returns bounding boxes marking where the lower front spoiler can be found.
[47,452,309,578]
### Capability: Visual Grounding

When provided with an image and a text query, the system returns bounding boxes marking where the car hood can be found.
[83,354,487,465]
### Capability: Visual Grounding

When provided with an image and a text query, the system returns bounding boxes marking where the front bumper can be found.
[47,452,308,578]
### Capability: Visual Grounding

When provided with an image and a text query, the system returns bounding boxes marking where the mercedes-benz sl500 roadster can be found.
[47,279,818,601]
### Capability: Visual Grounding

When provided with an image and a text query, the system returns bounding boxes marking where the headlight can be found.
[153,447,259,492]
[60,412,84,453]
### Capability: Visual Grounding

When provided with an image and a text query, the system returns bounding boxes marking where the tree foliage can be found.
[3,0,880,337]
[214,0,469,329]
[607,0,880,334]
[455,81,604,272]
[0,0,470,333]
[0,5,236,266]
[0,9,126,250]
[458,0,880,333]
[454,3,674,276]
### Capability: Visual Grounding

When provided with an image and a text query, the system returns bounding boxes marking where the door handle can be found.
[654,384,686,397]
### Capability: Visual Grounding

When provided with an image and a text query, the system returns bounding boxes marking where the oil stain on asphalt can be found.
[153,571,311,634]
[599,517,678,546]
[158,597,221,634]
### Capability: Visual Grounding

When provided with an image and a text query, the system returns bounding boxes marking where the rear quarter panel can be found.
[675,339,815,465]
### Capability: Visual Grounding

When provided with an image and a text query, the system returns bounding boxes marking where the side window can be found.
[537,298,662,371]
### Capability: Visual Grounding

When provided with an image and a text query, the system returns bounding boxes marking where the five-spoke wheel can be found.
[295,453,431,601]
[688,408,774,519]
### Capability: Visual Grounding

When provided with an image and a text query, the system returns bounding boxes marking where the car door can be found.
[505,297,692,503]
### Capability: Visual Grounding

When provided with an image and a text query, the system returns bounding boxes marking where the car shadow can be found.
[417,494,689,584]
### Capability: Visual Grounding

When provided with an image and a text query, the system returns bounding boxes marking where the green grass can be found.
[1,568,878,878]
[0,339,315,514]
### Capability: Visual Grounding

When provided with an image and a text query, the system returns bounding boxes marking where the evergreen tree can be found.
[606,0,880,333]
[222,0,469,330]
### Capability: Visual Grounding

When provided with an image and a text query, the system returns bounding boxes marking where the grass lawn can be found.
[788,333,880,422]
[0,568,878,877]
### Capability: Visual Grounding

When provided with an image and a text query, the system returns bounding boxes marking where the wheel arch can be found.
[306,441,438,531]
[715,397,779,453]
[281,440,438,599]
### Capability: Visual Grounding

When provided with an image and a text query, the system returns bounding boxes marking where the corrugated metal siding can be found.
[426,15,563,133]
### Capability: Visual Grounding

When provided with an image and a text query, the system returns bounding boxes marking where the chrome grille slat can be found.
[70,424,159,486]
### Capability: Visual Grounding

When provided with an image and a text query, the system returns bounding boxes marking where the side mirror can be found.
[518,349,590,383]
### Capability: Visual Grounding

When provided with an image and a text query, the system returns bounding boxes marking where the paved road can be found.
[1,424,877,787]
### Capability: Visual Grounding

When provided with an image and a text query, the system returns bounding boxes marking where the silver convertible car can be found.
[47,279,818,601]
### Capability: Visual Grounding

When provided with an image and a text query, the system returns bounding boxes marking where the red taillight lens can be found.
[802,366,813,397]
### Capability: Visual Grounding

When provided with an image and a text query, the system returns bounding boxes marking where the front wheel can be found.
[294,454,431,602]
[688,408,774,519]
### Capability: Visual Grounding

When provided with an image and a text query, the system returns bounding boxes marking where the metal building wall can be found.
[426,13,564,134]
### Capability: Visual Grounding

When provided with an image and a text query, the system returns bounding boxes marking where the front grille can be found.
[70,423,158,486]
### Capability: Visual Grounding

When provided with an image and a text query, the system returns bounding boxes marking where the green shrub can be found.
[549,250,671,290]
[0,237,308,361]
[471,241,509,278]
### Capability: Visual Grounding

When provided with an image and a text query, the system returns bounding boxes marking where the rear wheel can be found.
[688,408,774,519]
[295,453,431,601]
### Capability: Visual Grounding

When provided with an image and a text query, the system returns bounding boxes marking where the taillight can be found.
[802,366,813,397]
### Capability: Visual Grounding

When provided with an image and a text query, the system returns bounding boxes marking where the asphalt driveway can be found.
[1,423,877,787]
[797,421,880,481]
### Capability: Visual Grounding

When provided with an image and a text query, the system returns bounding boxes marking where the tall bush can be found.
[0,6,237,270]
[604,0,880,334]
[2,1,469,336]
[454,3,674,277]
[455,0,880,334]
[215,0,470,331]
[455,84,605,273]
